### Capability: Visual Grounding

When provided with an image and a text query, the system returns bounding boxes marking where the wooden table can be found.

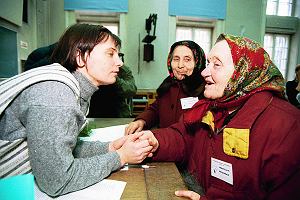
[108,162,187,200]
[87,118,188,199]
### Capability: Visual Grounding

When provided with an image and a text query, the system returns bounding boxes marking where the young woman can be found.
[125,40,206,134]
[0,24,152,197]
[139,34,300,200]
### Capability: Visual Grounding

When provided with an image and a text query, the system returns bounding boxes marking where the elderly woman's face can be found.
[201,40,234,99]
[171,45,195,80]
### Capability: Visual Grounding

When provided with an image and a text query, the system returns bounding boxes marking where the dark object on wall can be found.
[142,14,157,62]
[144,44,154,62]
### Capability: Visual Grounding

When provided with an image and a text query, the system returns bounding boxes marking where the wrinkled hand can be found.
[175,190,200,200]
[109,136,128,152]
[125,120,146,135]
[116,132,153,165]
[138,130,159,157]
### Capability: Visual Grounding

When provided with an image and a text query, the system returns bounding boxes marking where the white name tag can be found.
[211,157,233,185]
[180,97,198,109]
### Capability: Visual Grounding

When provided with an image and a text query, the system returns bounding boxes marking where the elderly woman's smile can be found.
[201,40,234,100]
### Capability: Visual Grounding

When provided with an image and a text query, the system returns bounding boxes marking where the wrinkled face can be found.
[201,40,235,99]
[76,36,123,86]
[171,45,195,80]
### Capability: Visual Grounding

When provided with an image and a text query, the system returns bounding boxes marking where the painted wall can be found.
[1,0,300,86]
[122,0,171,89]
[225,0,266,43]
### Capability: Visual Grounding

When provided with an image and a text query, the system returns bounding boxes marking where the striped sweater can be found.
[0,63,121,197]
[0,64,80,178]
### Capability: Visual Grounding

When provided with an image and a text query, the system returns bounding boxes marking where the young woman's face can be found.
[201,40,235,99]
[77,36,123,86]
[171,45,195,80]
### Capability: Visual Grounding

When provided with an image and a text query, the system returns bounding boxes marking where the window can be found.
[266,0,293,16]
[75,11,119,36]
[264,33,290,77]
[176,26,212,55]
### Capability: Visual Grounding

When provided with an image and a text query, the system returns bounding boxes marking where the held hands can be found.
[137,130,159,155]
[175,190,201,200]
[125,119,146,135]
[109,130,159,165]
[112,132,153,166]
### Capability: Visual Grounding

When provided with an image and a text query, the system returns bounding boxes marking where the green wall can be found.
[225,0,266,43]
[1,0,300,86]
[122,0,171,89]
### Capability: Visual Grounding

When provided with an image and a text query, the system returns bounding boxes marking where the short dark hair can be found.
[51,23,121,72]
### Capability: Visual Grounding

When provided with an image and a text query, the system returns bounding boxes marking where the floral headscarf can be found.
[184,33,285,125]
[219,33,285,102]
[167,40,206,79]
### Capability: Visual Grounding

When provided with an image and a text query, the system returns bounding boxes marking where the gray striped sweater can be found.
[0,64,121,197]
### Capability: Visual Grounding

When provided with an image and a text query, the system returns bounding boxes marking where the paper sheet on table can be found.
[80,124,127,142]
[35,179,126,200]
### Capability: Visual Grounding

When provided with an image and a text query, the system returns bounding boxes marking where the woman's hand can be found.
[109,136,128,152]
[138,130,159,157]
[116,132,153,165]
[125,119,146,135]
[175,190,200,200]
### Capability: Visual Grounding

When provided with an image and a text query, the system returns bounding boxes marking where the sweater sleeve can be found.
[22,81,121,197]
[73,140,110,158]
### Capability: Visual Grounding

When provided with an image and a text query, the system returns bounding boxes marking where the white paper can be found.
[81,124,127,142]
[211,157,233,185]
[180,97,198,109]
[35,179,126,200]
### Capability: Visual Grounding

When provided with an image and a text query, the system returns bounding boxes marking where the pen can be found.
[126,164,156,169]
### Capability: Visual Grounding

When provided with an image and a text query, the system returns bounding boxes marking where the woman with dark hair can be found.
[139,34,300,199]
[125,40,206,134]
[0,24,152,197]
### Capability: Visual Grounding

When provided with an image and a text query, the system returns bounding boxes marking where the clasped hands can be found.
[109,130,158,166]
[109,130,201,200]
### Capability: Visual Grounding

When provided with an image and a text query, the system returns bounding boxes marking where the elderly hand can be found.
[175,190,201,200]
[116,132,153,165]
[138,130,159,157]
[125,119,146,135]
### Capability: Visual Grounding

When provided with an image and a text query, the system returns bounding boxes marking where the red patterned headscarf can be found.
[184,33,285,125]
[218,33,285,102]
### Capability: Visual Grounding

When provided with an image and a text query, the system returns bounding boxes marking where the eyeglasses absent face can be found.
[171,45,195,80]
[201,40,234,99]
[77,36,123,86]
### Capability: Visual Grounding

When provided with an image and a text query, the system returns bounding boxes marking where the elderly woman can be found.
[125,40,206,134]
[140,34,300,199]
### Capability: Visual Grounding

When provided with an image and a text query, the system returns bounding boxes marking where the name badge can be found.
[211,157,233,185]
[180,97,198,109]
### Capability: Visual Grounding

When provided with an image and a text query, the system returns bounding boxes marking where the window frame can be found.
[266,0,295,16]
[75,11,120,36]
[264,33,291,78]
[176,17,214,55]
